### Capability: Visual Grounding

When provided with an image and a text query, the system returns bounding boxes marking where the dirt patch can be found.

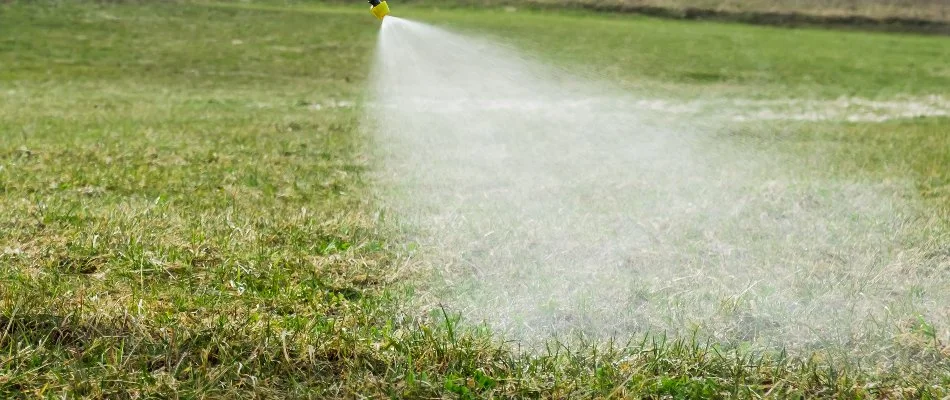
[371,95,950,122]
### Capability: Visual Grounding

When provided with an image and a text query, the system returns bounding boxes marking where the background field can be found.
[1,1,949,397]
[390,0,950,26]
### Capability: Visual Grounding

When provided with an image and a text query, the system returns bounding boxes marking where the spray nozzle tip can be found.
[370,0,390,20]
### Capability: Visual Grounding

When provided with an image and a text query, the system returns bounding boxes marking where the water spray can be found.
[368,0,391,20]
[367,16,950,359]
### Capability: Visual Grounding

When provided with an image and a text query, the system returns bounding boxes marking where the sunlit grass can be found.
[1,1,948,397]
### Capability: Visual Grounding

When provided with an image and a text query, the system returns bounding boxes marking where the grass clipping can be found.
[368,17,950,358]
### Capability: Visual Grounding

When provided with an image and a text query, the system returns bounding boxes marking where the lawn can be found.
[1,1,948,397]
[383,0,950,30]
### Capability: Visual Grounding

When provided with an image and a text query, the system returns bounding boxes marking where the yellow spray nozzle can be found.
[370,1,390,20]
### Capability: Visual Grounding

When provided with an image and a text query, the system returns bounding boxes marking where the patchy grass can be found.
[1,1,948,397]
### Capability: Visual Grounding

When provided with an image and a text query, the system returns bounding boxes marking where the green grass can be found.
[234,2,950,98]
[403,6,950,98]
[1,1,949,397]
[389,0,950,22]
